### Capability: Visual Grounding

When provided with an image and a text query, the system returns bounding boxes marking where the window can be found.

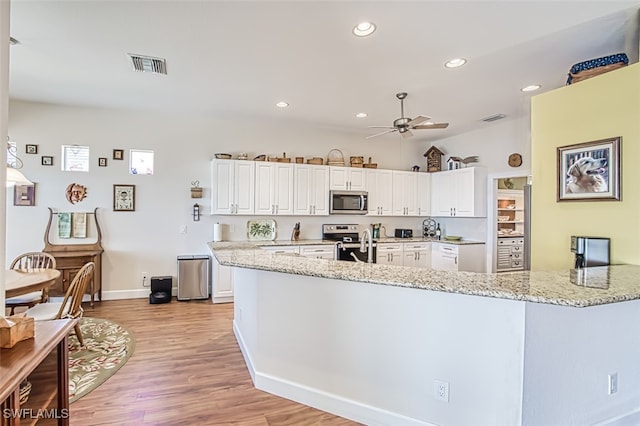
[61,145,90,172]
[129,149,154,175]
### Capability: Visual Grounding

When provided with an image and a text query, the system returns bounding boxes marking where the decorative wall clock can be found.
[508,153,522,167]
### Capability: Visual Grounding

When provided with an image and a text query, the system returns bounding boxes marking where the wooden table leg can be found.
[56,335,70,426]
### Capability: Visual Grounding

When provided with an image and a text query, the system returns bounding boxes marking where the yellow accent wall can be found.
[531,63,640,270]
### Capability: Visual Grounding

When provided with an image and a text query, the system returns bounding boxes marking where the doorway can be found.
[486,173,531,273]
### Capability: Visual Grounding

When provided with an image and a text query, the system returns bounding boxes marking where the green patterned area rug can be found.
[68,317,135,403]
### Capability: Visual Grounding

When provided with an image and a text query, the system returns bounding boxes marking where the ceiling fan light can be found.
[445,58,467,68]
[355,112,368,118]
[275,101,289,108]
[353,22,376,37]
[521,84,541,92]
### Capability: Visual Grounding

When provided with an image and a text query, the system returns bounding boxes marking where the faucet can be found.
[359,228,374,263]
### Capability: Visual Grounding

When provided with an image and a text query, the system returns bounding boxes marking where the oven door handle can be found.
[359,195,366,211]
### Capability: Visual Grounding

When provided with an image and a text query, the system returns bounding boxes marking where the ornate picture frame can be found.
[557,137,621,202]
[113,184,135,211]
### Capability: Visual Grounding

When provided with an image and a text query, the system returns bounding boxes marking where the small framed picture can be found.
[557,136,621,202]
[113,149,124,160]
[13,183,36,206]
[41,156,53,166]
[98,157,108,167]
[25,144,38,154]
[113,184,135,211]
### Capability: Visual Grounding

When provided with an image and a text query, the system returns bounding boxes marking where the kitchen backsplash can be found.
[211,215,488,242]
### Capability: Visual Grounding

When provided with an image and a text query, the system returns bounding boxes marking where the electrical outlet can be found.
[141,272,148,286]
[434,380,450,402]
[179,225,187,234]
[230,225,236,233]
[608,372,618,395]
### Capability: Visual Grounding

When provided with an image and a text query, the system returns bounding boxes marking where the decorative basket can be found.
[268,152,292,163]
[362,157,378,169]
[327,149,345,166]
[350,156,364,168]
[307,157,323,165]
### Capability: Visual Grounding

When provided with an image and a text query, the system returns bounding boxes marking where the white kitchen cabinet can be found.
[211,159,255,215]
[376,243,404,266]
[431,167,487,217]
[431,243,485,272]
[255,162,294,215]
[366,169,393,216]
[417,172,431,217]
[392,171,418,216]
[212,256,233,303]
[299,245,335,260]
[261,245,300,255]
[293,164,330,216]
[403,242,432,268]
[497,237,525,272]
[330,166,367,191]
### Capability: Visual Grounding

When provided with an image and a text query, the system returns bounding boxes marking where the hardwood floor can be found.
[68,299,359,425]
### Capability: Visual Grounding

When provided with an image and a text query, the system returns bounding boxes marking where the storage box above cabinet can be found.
[430,167,487,217]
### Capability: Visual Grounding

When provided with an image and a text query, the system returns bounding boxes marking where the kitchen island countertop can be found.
[209,241,638,307]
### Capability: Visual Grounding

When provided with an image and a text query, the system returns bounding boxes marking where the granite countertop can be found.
[210,237,484,248]
[209,242,639,308]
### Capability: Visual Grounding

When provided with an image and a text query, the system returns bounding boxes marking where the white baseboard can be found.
[101,287,178,301]
[234,326,434,426]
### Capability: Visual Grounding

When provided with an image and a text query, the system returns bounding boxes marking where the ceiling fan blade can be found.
[407,115,431,126]
[368,126,396,129]
[400,129,413,139]
[414,122,449,129]
[365,129,398,139]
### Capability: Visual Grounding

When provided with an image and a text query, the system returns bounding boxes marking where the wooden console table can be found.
[43,208,103,307]
[0,319,76,426]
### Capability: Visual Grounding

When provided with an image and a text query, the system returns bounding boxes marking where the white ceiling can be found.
[8,1,640,143]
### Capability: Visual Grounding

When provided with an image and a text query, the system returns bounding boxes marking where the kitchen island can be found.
[210,242,640,426]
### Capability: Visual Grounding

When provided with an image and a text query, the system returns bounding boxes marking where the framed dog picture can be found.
[557,137,621,202]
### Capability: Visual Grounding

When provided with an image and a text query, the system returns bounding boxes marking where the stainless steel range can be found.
[322,224,376,263]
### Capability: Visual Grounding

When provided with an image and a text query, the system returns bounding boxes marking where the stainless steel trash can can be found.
[177,255,210,301]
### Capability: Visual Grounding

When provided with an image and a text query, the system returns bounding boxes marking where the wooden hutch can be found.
[43,207,103,307]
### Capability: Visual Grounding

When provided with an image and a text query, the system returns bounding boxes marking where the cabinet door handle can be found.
[313,205,316,215]
[453,207,456,216]
[455,256,458,265]
[309,206,312,214]
[276,205,279,214]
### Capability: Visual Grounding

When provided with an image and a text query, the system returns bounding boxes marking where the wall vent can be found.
[481,113,506,123]
[128,54,167,75]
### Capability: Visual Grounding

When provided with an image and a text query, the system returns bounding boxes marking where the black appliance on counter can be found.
[322,224,376,262]
[570,236,610,268]
[394,228,413,238]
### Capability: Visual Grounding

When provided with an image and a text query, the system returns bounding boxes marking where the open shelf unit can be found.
[497,190,525,271]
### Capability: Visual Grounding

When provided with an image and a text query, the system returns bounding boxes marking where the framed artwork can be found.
[557,136,621,202]
[41,155,53,166]
[25,144,38,154]
[113,149,124,160]
[98,157,108,167]
[13,183,36,206]
[113,184,135,211]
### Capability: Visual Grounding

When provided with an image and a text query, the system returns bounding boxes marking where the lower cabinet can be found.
[299,245,335,260]
[403,242,432,268]
[212,256,234,303]
[497,237,525,271]
[375,243,404,266]
[431,243,485,272]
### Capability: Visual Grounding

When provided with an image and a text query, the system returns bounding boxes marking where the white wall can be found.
[6,101,530,296]
[0,0,10,309]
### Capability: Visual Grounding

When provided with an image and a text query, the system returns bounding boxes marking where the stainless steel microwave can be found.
[329,190,368,215]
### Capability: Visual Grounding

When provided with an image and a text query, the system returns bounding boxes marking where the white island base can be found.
[232,267,640,426]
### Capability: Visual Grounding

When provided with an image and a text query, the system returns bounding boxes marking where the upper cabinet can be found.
[255,162,294,215]
[431,167,487,217]
[294,164,330,216]
[211,159,255,215]
[392,171,418,216]
[417,172,431,217]
[330,166,367,191]
[366,169,393,216]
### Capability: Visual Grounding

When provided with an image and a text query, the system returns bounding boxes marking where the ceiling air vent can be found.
[481,113,506,123]
[128,54,167,75]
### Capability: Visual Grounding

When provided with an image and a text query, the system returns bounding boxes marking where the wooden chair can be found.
[25,262,95,347]
[6,252,57,315]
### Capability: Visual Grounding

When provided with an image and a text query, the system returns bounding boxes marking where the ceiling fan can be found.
[366,92,449,139]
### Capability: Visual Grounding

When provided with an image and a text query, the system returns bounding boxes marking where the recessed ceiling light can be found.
[521,84,541,92]
[353,22,376,37]
[444,58,467,68]
[355,112,368,118]
[275,101,289,108]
